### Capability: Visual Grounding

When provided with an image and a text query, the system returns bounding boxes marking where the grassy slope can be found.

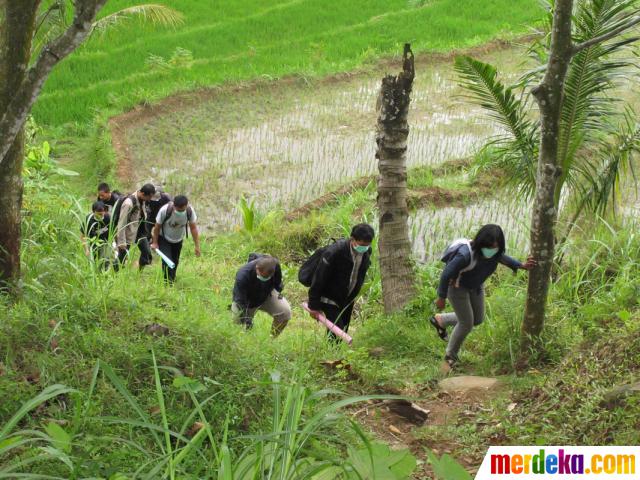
[2,162,639,475]
[35,0,541,125]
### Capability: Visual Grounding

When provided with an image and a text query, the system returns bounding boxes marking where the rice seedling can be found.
[34,0,542,125]
[118,45,529,236]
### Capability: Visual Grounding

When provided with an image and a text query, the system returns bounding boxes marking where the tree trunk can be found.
[521,0,574,354]
[0,0,107,292]
[0,0,108,168]
[376,43,416,314]
[0,1,40,291]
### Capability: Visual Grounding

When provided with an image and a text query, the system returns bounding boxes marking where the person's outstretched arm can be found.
[232,270,251,316]
[499,254,536,271]
[151,223,161,250]
[274,263,284,294]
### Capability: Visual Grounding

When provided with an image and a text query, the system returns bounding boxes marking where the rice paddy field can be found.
[39,0,546,262]
[111,43,534,261]
[34,0,542,125]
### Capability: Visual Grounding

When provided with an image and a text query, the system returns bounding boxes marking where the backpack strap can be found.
[125,193,138,220]
[113,193,137,226]
[454,239,476,288]
[161,202,174,237]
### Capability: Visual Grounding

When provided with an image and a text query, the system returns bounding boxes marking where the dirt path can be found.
[351,373,507,478]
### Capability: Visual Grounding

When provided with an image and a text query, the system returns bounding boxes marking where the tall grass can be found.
[0,355,416,478]
[34,0,542,125]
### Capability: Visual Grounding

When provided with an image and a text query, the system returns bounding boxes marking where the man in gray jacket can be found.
[113,183,155,270]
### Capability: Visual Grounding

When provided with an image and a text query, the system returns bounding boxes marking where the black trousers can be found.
[319,302,354,341]
[158,236,183,283]
[115,245,130,271]
[114,241,150,271]
[137,237,153,267]
[137,224,152,267]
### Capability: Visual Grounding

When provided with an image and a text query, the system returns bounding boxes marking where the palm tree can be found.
[455,0,640,243]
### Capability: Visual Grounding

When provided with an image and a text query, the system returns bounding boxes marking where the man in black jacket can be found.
[81,201,112,270]
[97,183,121,213]
[232,255,291,336]
[307,223,374,339]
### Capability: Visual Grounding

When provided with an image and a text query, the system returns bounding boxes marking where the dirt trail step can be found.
[438,375,502,396]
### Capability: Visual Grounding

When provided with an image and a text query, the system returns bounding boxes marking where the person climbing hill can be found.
[430,224,536,368]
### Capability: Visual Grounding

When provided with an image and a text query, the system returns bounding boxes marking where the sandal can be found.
[429,316,448,341]
[444,354,459,368]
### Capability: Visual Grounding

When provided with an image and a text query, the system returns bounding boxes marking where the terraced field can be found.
[35,0,541,125]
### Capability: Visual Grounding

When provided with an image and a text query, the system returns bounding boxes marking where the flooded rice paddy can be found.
[118,45,534,259]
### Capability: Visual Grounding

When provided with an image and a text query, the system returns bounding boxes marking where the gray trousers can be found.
[232,290,291,336]
[440,285,485,358]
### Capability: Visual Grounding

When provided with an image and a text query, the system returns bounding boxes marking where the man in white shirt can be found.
[150,195,201,284]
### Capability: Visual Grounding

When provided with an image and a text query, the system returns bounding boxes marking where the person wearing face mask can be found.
[231,255,291,336]
[81,201,112,270]
[306,223,375,340]
[151,194,201,284]
[136,187,172,270]
[430,224,536,368]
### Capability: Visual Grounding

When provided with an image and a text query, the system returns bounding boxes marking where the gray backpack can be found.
[441,238,476,287]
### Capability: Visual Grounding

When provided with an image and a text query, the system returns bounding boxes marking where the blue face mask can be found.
[353,244,370,254]
[257,273,272,282]
[481,247,499,258]
[174,210,187,218]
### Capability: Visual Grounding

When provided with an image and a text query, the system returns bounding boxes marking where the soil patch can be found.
[350,378,505,479]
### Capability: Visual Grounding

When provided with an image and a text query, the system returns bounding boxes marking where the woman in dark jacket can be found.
[430,224,536,367]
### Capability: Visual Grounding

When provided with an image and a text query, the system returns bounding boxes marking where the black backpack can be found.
[298,239,337,287]
[247,252,267,263]
[110,193,138,234]
[162,202,194,237]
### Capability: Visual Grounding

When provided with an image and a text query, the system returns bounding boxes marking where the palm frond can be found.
[558,0,639,175]
[32,1,69,61]
[574,107,640,216]
[455,55,538,197]
[93,4,184,34]
[516,0,553,87]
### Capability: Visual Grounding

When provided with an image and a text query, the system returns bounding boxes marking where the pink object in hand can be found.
[302,302,353,345]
